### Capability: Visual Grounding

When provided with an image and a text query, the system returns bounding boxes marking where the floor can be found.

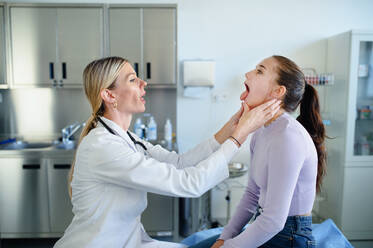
[350,241,373,248]
[1,238,373,248]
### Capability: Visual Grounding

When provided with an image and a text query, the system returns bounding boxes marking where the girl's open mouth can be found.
[245,84,250,93]
[240,84,250,101]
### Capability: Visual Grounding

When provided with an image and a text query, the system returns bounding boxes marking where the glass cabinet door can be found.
[354,41,373,156]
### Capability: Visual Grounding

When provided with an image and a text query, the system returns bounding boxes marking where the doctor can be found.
[53,56,281,248]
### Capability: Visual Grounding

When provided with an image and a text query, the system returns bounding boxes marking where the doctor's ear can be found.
[271,85,286,99]
[100,89,116,104]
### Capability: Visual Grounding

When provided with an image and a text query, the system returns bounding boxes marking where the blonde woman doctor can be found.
[53,57,281,248]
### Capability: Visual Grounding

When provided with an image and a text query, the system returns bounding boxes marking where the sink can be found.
[0,141,53,150]
[54,140,76,150]
[0,140,77,150]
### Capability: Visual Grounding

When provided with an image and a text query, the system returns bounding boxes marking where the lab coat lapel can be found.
[98,117,138,152]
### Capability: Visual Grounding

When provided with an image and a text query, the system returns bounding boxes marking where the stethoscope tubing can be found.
[97,117,148,151]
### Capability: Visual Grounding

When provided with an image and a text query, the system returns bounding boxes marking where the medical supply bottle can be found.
[359,136,370,155]
[134,118,143,138]
[164,118,172,143]
[147,116,157,141]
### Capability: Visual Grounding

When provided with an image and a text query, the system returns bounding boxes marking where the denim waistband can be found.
[284,215,312,227]
[253,206,312,229]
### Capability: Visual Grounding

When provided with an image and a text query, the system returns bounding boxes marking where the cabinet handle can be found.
[23,164,40,170]
[134,63,139,76]
[62,62,67,79]
[54,164,71,169]
[49,62,55,79]
[146,62,151,79]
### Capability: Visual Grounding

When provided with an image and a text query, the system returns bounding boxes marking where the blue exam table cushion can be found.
[181,219,353,248]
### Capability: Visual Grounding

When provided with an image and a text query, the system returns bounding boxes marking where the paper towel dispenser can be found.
[183,61,215,87]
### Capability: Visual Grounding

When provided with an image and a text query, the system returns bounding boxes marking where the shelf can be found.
[146,84,177,89]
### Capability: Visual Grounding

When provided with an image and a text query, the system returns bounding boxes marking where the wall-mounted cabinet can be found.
[0,5,6,88]
[109,7,176,85]
[10,6,103,88]
[4,4,176,88]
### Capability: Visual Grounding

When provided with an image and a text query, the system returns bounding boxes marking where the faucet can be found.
[61,122,86,144]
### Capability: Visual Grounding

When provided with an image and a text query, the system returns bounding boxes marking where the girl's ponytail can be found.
[296,84,326,193]
[272,55,327,193]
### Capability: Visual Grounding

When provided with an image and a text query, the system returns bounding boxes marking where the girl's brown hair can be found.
[272,55,326,193]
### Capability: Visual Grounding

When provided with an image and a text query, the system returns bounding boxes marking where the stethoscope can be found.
[97,117,148,151]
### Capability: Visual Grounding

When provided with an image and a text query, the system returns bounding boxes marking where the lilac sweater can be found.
[220,113,317,248]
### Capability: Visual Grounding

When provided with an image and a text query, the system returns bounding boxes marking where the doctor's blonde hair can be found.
[68,56,128,198]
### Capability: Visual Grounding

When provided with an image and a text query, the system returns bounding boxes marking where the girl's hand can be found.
[211,239,224,248]
[232,99,281,145]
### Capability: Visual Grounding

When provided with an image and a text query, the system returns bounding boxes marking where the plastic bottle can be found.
[134,118,143,138]
[164,118,172,143]
[147,116,157,141]
[359,136,370,155]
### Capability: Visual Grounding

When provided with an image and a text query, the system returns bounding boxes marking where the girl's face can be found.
[111,63,147,115]
[240,57,282,108]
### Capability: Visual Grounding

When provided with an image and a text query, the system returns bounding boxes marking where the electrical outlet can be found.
[213,93,228,102]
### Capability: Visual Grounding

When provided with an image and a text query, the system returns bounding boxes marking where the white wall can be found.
[7,0,373,221]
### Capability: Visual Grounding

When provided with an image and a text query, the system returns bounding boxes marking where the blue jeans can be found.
[189,213,316,248]
[259,215,316,248]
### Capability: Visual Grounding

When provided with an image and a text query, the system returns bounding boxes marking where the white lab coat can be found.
[54,117,238,248]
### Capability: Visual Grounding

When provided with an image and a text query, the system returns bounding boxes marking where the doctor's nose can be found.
[141,79,147,88]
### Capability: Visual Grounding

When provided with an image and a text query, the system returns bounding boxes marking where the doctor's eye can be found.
[256,69,263,75]
[130,78,136,83]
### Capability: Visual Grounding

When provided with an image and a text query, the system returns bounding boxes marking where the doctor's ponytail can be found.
[68,57,128,198]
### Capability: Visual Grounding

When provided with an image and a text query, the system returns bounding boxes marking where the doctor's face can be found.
[112,63,147,115]
[240,57,279,108]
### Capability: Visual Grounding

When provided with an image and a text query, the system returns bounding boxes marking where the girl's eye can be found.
[256,69,262,74]
[130,78,136,83]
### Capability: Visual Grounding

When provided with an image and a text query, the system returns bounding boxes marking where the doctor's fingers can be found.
[240,100,279,123]
[263,104,281,121]
[231,102,245,122]
[257,98,281,111]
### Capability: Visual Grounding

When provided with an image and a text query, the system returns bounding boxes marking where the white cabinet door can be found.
[342,166,373,239]
[0,6,5,86]
[143,8,176,85]
[58,7,103,86]
[109,8,142,77]
[10,7,57,86]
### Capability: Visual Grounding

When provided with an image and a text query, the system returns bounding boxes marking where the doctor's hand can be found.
[231,99,281,145]
[211,239,224,248]
[214,103,244,144]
